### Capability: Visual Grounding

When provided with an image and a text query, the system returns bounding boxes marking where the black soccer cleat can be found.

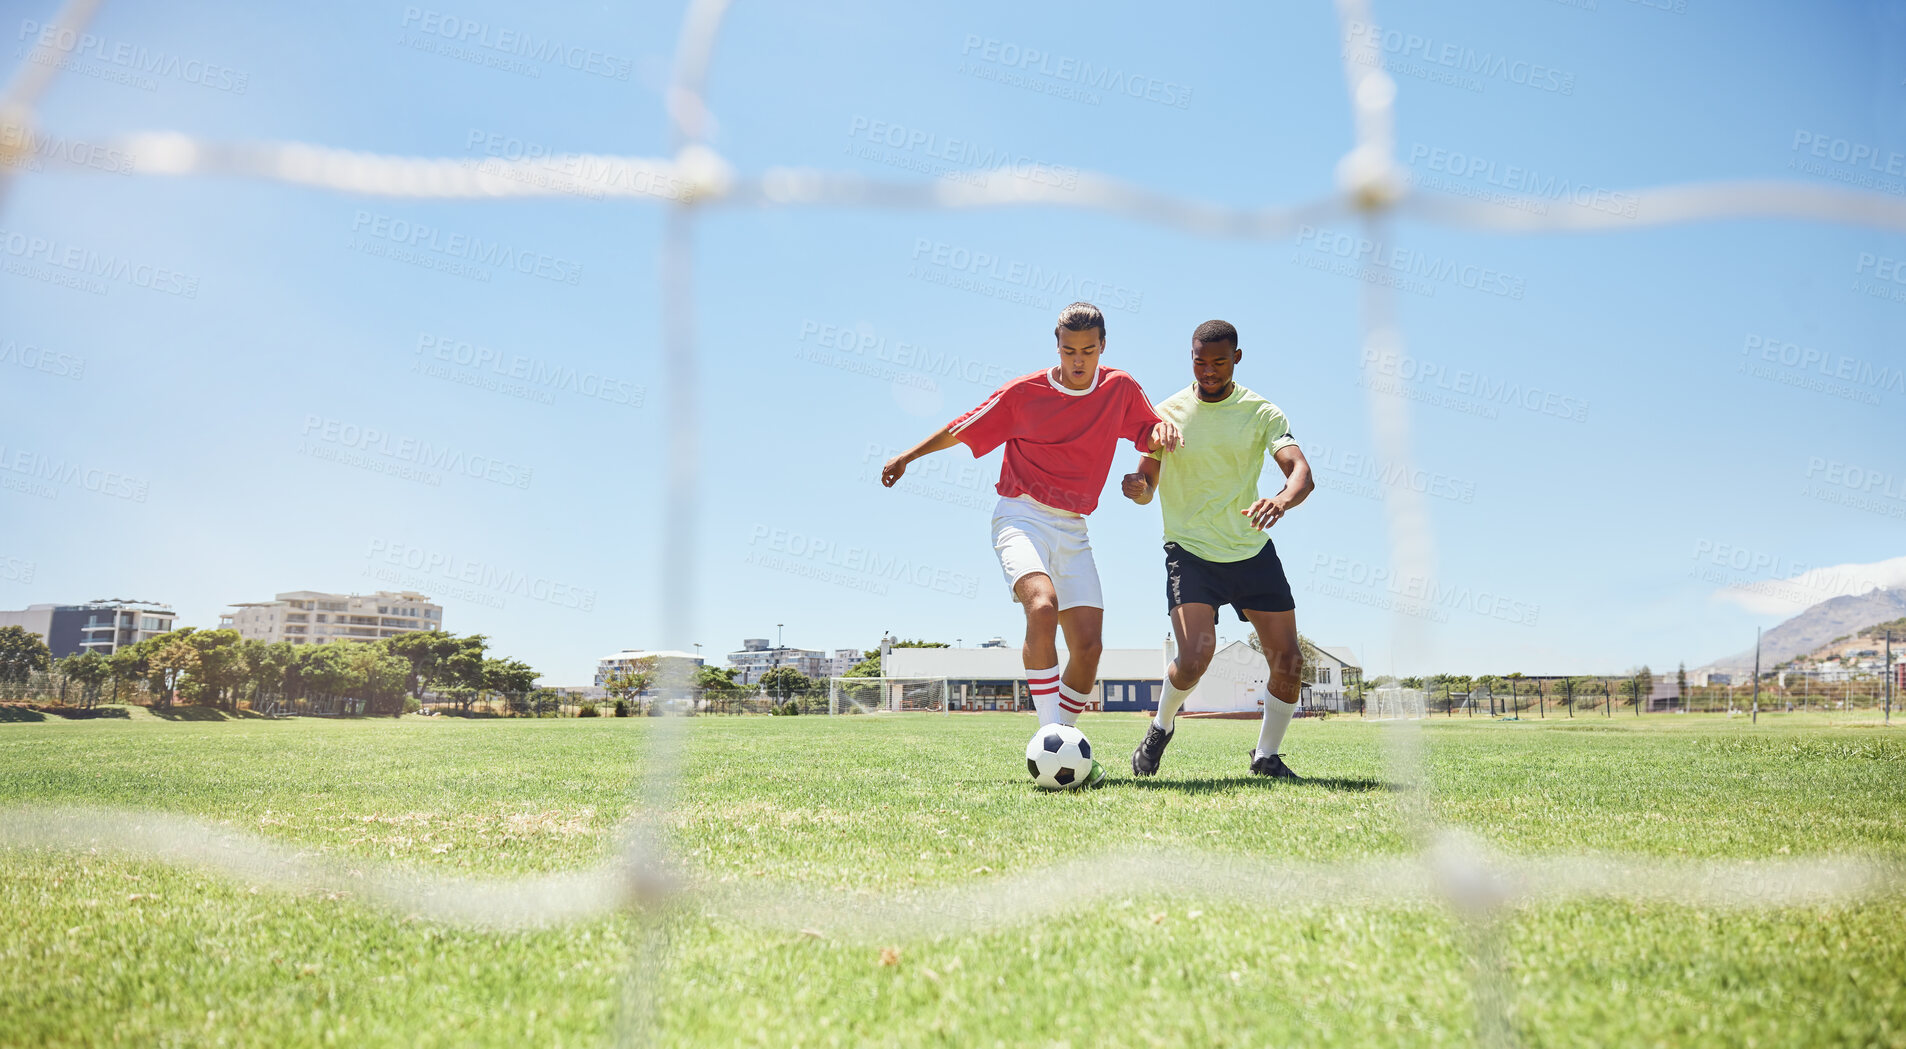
[1131,723,1174,776]
[1247,750,1302,780]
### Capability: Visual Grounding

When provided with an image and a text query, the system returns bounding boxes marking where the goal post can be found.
[828,677,950,715]
[1364,687,1429,721]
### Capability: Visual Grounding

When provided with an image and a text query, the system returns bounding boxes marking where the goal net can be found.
[1365,688,1428,721]
[828,677,949,715]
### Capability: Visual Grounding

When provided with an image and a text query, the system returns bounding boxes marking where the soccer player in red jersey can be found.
[881,303,1181,756]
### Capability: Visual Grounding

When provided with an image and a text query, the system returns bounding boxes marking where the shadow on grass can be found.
[47,707,130,719]
[0,706,47,722]
[149,705,233,721]
[1121,775,1393,794]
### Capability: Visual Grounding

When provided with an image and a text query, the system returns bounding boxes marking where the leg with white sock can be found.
[1243,607,1304,777]
[1014,573,1064,724]
[1156,603,1219,732]
[1054,604,1103,728]
[1132,603,1217,776]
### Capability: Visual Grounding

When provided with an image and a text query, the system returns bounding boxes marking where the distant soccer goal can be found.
[1365,688,1429,721]
[828,677,950,715]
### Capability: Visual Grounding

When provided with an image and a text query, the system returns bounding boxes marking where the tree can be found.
[182,629,244,710]
[758,666,815,702]
[484,657,540,695]
[144,632,201,709]
[56,650,109,707]
[1506,672,1529,716]
[387,630,466,706]
[434,634,490,712]
[1677,662,1689,712]
[0,625,51,684]
[106,647,145,704]
[344,642,414,716]
[603,656,658,714]
[842,649,883,678]
[889,639,949,648]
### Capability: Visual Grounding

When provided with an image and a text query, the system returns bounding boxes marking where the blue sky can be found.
[2,0,1901,683]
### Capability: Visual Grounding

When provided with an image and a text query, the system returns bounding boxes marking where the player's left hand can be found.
[1242,497,1288,530]
[1150,420,1184,452]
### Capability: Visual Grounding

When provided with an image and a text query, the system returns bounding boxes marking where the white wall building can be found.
[727,638,832,685]
[595,650,705,689]
[882,642,1168,712]
[220,590,441,645]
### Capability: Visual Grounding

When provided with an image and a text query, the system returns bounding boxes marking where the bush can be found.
[613,699,629,717]
[579,703,599,718]
[403,695,421,714]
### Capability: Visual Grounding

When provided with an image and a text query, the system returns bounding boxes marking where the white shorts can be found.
[991,495,1103,611]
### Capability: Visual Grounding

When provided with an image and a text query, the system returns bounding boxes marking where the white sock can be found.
[1056,681,1091,727]
[1255,690,1296,758]
[1153,678,1193,732]
[1027,666,1061,725]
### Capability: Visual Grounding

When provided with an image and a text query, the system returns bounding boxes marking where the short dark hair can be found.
[1192,319,1238,347]
[1054,302,1106,341]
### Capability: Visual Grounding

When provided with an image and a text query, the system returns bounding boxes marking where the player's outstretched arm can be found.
[881,426,960,487]
[1243,446,1315,529]
[1121,456,1160,505]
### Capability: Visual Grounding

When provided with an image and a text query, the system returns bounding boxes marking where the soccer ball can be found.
[1025,724,1095,790]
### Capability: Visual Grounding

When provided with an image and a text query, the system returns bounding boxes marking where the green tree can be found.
[144,631,201,709]
[106,647,145,704]
[434,634,490,712]
[842,649,883,678]
[344,642,414,716]
[387,630,466,706]
[758,666,815,702]
[483,657,538,693]
[56,650,109,707]
[1677,662,1689,711]
[181,629,244,710]
[0,625,51,684]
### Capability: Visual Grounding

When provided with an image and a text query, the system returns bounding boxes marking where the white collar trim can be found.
[1047,365,1100,397]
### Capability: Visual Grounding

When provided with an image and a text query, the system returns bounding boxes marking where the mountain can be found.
[1706,587,1906,672]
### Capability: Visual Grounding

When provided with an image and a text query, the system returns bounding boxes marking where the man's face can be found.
[1054,328,1103,389]
[1192,338,1240,397]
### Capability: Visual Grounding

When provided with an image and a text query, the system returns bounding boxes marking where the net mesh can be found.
[3,0,1904,1045]
[828,676,950,714]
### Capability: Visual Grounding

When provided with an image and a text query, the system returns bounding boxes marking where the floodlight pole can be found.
[1751,627,1761,725]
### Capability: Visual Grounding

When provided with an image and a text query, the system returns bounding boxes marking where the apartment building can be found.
[220,590,441,645]
[0,599,176,657]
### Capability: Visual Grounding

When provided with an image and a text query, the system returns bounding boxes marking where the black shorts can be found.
[1164,540,1296,621]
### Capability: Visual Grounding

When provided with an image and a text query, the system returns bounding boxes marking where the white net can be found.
[1365,687,1428,721]
[828,676,949,715]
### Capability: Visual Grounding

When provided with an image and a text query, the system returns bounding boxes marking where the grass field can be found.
[4,709,1905,1048]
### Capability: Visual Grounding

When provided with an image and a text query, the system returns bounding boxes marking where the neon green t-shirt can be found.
[1145,383,1299,563]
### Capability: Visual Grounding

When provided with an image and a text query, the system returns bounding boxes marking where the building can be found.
[220,590,441,645]
[1305,645,1363,711]
[823,647,866,678]
[595,650,705,689]
[727,638,832,685]
[881,640,1167,713]
[0,599,176,657]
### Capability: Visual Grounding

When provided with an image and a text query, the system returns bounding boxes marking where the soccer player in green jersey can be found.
[1121,319,1315,779]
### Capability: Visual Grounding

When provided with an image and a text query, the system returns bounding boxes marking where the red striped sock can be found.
[1027,666,1060,724]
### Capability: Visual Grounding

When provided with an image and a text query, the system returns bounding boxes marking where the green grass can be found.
[3,710,1905,1048]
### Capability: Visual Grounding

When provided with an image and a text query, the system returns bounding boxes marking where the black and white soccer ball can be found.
[1024,724,1094,790]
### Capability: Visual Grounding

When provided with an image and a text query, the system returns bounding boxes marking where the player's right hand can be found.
[1121,472,1149,500]
[881,457,907,487]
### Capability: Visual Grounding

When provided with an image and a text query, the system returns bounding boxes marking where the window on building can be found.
[1318,668,1331,684]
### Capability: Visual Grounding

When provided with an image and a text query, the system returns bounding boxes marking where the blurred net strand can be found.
[7,807,1902,936]
[33,133,1906,234]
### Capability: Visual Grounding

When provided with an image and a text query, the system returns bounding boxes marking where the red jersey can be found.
[948,366,1161,515]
